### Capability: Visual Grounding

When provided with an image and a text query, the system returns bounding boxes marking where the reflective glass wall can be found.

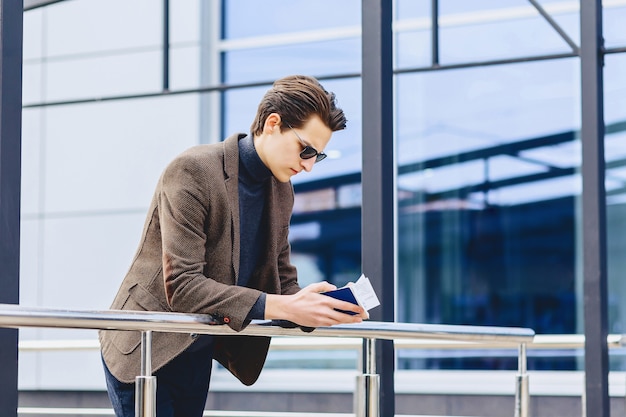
[19,0,626,387]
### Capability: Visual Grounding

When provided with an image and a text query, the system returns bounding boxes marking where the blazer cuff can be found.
[246,292,266,320]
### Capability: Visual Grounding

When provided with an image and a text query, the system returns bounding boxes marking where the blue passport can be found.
[321,275,380,316]
[322,287,360,315]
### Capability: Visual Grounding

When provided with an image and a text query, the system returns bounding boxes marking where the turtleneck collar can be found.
[238,134,273,184]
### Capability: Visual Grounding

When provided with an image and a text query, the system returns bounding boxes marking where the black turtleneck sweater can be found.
[238,135,272,320]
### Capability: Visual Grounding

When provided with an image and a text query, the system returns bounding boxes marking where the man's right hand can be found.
[265,281,366,328]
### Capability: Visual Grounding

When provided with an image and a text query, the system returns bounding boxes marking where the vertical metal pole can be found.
[355,338,380,417]
[580,1,609,416]
[514,343,529,417]
[0,2,23,417]
[162,0,169,91]
[135,331,156,417]
[361,1,395,415]
[198,0,222,144]
[431,0,439,66]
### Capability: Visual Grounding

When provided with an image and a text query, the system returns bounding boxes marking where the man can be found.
[99,75,365,417]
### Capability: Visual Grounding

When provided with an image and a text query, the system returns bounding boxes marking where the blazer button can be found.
[223,317,230,323]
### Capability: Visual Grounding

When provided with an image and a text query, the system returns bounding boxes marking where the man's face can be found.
[261,114,332,183]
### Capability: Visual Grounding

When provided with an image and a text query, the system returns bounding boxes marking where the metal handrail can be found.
[0,303,535,417]
[0,304,533,341]
[17,333,626,352]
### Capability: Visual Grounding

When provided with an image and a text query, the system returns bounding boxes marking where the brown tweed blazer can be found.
[99,133,301,384]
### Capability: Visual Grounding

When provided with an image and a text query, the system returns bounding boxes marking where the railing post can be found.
[135,331,156,417]
[514,342,530,417]
[355,338,380,417]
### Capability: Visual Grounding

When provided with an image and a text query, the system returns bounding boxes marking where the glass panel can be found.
[223,0,360,39]
[396,30,432,69]
[440,0,525,15]
[24,0,207,101]
[170,0,201,44]
[19,219,41,307]
[397,60,580,163]
[41,215,146,309]
[22,62,43,104]
[604,1,626,49]
[21,109,42,215]
[169,45,201,90]
[45,51,162,102]
[23,8,43,60]
[396,58,581,370]
[40,96,200,213]
[396,0,430,19]
[395,0,431,70]
[223,39,361,84]
[439,0,579,64]
[44,0,162,57]
[605,54,626,351]
[169,1,203,90]
[605,53,626,126]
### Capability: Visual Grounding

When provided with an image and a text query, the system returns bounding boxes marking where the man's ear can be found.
[263,113,282,133]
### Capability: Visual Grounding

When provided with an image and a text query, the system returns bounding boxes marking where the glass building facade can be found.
[17,0,626,390]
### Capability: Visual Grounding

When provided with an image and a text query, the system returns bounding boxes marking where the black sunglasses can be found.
[287,123,327,163]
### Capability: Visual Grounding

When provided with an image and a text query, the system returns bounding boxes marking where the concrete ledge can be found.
[17,370,626,416]
[17,390,618,417]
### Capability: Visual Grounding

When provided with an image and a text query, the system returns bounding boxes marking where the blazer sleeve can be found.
[158,153,261,331]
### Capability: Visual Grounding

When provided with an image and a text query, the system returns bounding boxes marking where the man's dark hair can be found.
[250,75,347,135]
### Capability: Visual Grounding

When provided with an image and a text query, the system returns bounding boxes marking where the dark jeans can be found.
[103,337,215,417]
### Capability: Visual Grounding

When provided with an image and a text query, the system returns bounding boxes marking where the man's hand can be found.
[265,281,366,327]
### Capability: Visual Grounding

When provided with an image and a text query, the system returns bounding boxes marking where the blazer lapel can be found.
[223,133,246,283]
